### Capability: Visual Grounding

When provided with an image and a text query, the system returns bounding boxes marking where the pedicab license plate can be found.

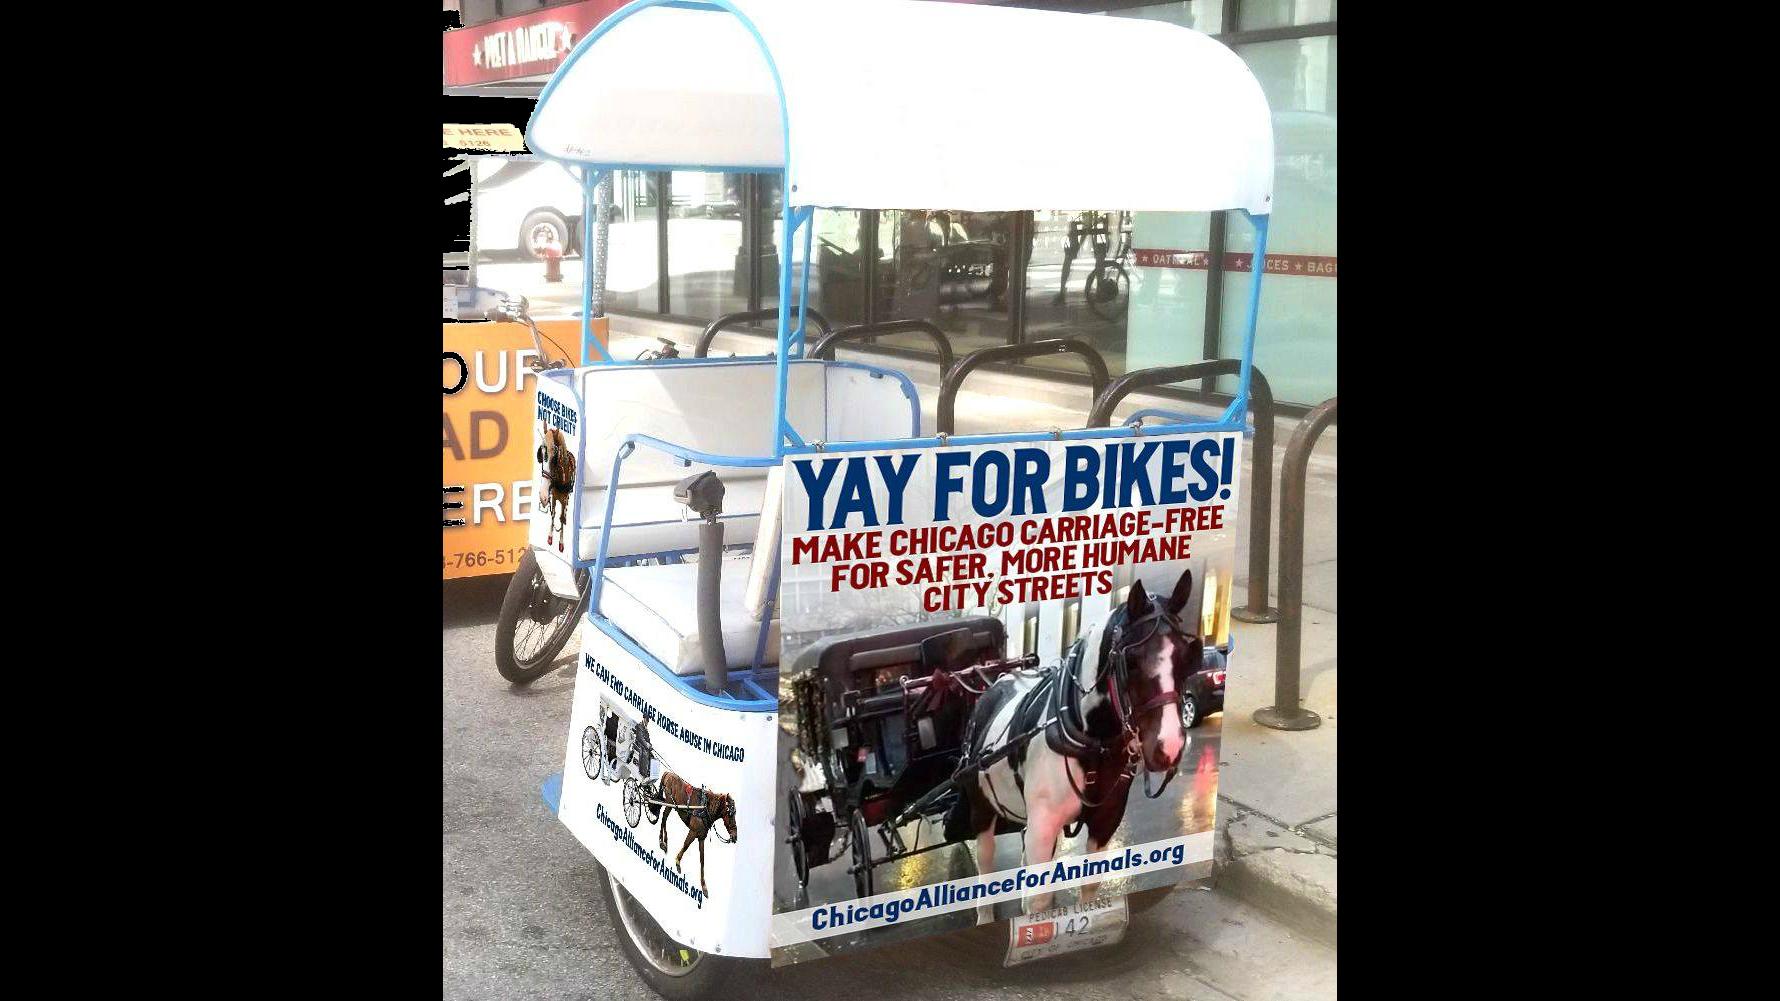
[1004,895,1129,967]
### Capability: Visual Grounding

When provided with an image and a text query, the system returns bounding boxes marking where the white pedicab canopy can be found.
[527,0,1274,215]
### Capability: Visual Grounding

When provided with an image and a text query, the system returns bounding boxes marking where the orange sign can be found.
[444,318,607,578]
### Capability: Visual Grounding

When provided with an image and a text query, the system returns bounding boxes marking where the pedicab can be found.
[517,2,1274,996]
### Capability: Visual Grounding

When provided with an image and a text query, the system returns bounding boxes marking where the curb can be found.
[1212,799,1336,947]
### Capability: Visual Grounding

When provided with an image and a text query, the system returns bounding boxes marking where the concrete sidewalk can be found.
[1214,610,1336,944]
[607,314,1340,941]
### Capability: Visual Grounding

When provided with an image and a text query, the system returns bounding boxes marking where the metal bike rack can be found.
[935,339,1109,435]
[1087,360,1280,623]
[1253,396,1336,732]
[810,319,956,378]
[693,306,835,358]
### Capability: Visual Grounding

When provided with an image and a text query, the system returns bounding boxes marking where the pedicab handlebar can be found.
[488,295,572,371]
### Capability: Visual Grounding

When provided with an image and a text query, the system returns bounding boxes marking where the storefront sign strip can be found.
[1133,249,1338,278]
[443,0,627,87]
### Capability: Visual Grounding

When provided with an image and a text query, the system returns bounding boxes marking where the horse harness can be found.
[674,781,737,843]
[656,768,737,844]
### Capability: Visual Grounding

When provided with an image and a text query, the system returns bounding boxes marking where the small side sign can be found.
[444,123,526,152]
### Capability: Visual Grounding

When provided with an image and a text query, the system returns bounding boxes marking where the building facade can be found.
[444,0,1335,408]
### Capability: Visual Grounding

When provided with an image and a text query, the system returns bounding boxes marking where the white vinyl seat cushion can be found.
[601,558,780,674]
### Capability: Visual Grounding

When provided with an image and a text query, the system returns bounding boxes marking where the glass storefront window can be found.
[1104,2,1222,33]
[667,171,748,320]
[1218,34,1336,406]
[1123,211,1216,373]
[1035,3,1222,384]
[753,174,783,312]
[808,209,868,328]
[596,170,659,314]
[749,176,867,336]
[883,209,1013,359]
[1025,210,1143,377]
[1238,0,1335,31]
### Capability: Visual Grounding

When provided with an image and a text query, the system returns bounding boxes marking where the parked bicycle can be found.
[1083,210,1133,321]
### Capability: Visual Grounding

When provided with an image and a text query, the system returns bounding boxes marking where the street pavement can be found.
[443,329,1337,996]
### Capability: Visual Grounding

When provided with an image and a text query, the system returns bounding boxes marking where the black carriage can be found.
[785,617,1038,898]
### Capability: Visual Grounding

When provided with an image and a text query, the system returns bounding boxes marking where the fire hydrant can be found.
[538,230,563,283]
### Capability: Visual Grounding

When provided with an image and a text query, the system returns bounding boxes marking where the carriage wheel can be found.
[623,776,644,829]
[580,726,601,782]
[850,811,874,899]
[786,789,809,888]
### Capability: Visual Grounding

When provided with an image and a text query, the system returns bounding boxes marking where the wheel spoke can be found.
[511,595,573,666]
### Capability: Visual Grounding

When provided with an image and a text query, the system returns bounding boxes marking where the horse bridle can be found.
[1103,604,1192,723]
[693,785,737,843]
[541,446,572,489]
[1091,603,1196,800]
[536,430,575,489]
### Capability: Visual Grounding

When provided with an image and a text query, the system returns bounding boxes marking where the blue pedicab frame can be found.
[524,0,1270,717]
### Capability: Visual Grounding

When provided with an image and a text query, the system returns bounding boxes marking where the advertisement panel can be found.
[443,319,604,579]
[528,371,582,563]
[770,432,1239,963]
[554,625,781,956]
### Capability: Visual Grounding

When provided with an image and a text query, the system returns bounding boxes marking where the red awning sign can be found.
[1133,249,1337,278]
[444,1,627,87]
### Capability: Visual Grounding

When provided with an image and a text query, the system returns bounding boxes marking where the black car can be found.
[1182,646,1229,728]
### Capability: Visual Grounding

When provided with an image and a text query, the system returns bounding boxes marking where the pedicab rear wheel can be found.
[594,860,763,1000]
[494,550,587,685]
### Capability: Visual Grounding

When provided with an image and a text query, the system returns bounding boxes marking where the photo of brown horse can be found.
[536,421,576,552]
[656,772,738,894]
